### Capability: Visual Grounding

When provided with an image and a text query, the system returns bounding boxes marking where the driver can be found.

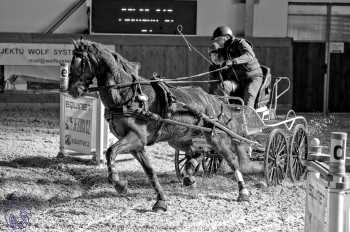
[208,25,263,108]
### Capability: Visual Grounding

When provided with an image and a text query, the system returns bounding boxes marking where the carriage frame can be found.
[174,76,309,186]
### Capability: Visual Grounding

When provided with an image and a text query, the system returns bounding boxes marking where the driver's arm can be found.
[229,39,256,65]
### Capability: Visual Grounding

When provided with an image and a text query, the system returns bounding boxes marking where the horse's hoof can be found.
[254,181,267,189]
[57,152,65,159]
[237,189,250,202]
[114,180,128,195]
[107,174,113,184]
[183,176,196,187]
[152,200,167,212]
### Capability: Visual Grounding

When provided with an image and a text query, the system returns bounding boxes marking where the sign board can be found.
[91,0,197,34]
[330,42,344,54]
[62,93,97,154]
[305,172,328,232]
[0,43,114,66]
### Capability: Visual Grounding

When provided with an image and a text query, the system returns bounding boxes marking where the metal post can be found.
[58,93,66,158]
[328,189,345,232]
[323,4,331,116]
[57,63,69,158]
[95,96,104,165]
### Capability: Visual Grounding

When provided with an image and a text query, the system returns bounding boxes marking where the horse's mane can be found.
[74,39,140,78]
[110,50,140,77]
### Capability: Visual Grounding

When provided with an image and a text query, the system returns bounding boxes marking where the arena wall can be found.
[253,0,288,37]
[0,33,293,112]
[196,0,245,36]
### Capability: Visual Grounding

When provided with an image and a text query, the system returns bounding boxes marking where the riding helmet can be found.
[212,26,233,40]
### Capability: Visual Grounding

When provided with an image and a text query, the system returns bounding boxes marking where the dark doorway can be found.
[329,42,350,112]
[293,42,325,112]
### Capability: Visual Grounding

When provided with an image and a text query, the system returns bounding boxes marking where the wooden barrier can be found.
[0,32,293,110]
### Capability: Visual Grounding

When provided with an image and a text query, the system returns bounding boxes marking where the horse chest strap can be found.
[106,105,162,123]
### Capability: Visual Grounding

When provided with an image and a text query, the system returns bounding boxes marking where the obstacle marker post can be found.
[305,132,350,232]
[57,62,111,165]
[94,97,105,165]
[328,132,348,232]
[58,62,69,158]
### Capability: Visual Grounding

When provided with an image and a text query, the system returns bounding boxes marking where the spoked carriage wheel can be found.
[174,150,201,182]
[289,124,308,182]
[264,129,289,186]
[202,154,222,177]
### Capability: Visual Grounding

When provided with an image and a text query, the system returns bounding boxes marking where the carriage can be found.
[174,66,308,186]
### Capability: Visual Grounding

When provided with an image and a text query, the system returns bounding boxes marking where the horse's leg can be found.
[236,143,264,174]
[208,133,250,202]
[106,131,144,194]
[183,157,199,186]
[168,141,197,186]
[133,151,167,212]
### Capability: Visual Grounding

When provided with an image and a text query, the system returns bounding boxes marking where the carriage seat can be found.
[254,65,272,109]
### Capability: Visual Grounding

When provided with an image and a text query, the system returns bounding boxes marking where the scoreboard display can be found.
[91,0,197,34]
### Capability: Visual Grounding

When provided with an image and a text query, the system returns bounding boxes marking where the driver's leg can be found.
[243,77,262,108]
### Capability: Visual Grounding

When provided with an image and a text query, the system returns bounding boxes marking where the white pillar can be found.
[57,62,69,158]
[58,92,66,158]
[95,96,104,165]
[328,189,344,232]
[328,132,348,232]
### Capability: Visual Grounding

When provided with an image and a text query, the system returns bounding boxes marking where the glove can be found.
[224,58,239,67]
[224,60,233,67]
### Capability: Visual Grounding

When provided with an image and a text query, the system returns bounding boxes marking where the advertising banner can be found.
[63,93,96,154]
[0,43,114,66]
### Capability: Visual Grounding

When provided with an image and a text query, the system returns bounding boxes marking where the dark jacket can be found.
[219,38,262,81]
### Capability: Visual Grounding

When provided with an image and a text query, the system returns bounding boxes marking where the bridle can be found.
[71,49,98,85]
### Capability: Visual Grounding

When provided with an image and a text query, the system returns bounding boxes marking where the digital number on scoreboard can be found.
[91,0,197,34]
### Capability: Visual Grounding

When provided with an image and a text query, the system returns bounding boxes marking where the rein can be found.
[87,66,228,92]
[72,40,228,93]
[177,25,212,65]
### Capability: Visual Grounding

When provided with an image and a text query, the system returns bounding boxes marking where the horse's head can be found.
[68,39,98,98]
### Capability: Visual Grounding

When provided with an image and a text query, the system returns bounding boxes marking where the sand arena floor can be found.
[0,107,349,232]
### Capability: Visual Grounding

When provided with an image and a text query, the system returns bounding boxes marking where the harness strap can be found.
[87,67,226,93]
[105,99,263,148]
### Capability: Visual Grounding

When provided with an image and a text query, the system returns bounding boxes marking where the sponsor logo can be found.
[65,101,89,111]
[65,117,91,135]
[3,201,32,231]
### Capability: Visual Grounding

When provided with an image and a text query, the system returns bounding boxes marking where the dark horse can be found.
[68,39,263,211]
